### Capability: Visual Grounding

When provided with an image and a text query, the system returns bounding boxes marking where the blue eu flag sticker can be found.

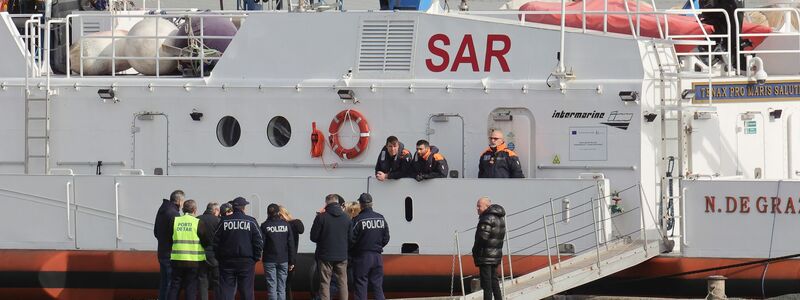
[571,130,577,135]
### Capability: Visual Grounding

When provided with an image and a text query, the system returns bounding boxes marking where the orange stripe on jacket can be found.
[483,143,517,157]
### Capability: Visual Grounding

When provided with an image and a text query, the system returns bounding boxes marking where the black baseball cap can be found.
[358,193,373,204]
[230,197,250,207]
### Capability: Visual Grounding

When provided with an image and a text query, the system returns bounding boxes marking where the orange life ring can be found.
[328,109,370,160]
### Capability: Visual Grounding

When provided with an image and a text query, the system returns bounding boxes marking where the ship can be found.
[0,0,799,298]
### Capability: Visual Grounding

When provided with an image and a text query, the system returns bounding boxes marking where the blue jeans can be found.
[264,262,289,300]
[158,257,172,300]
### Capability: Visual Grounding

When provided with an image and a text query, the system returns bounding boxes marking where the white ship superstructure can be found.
[0,0,799,298]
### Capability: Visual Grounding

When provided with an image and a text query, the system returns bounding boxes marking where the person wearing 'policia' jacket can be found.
[213,197,263,300]
[349,193,390,300]
[260,203,295,300]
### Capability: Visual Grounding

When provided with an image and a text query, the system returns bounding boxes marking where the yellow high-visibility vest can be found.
[170,214,206,262]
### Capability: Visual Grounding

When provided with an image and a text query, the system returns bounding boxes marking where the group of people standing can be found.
[150,130,519,300]
[375,130,524,181]
[153,190,390,300]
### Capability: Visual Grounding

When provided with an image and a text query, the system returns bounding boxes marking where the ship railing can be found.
[457,6,733,76]
[43,12,252,78]
[448,182,659,297]
[8,14,44,80]
[735,7,800,58]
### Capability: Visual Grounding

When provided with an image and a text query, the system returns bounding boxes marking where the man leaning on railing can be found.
[472,197,506,300]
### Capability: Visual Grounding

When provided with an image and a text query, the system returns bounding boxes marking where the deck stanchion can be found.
[504,216,514,280]
[114,182,121,248]
[639,184,648,255]
[65,181,73,239]
[542,215,554,289]
[590,197,602,273]
[548,197,561,265]
[455,230,466,297]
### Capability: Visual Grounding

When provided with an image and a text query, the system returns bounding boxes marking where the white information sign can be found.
[569,127,607,161]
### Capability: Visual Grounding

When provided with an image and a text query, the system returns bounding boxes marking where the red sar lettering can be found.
[425,34,511,73]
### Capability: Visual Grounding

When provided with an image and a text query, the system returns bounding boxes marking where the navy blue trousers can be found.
[219,262,255,300]
[167,265,198,300]
[158,257,172,300]
[351,252,385,300]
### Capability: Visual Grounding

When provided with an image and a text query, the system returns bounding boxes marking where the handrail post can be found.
[581,0,586,32]
[200,16,206,77]
[548,197,561,265]
[603,0,608,33]
[455,230,466,297]
[558,0,566,73]
[504,216,513,280]
[590,197,602,273]
[66,181,73,239]
[638,184,649,255]
[155,15,160,78]
[542,215,554,290]
[111,15,116,76]
[114,182,121,245]
[65,17,70,78]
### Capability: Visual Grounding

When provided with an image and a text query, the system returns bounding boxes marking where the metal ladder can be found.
[24,86,51,174]
[651,38,721,240]
[651,40,688,239]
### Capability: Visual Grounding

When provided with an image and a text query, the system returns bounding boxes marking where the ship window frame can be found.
[266,116,292,148]
[217,116,241,147]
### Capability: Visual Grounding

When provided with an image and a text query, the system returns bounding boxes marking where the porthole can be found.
[267,116,291,147]
[217,116,241,147]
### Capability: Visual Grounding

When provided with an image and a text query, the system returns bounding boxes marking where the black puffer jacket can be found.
[472,204,506,266]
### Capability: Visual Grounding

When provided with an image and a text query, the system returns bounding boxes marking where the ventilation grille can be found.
[358,20,415,72]
[82,22,102,35]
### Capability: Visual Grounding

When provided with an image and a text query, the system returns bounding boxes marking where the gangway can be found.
[393,182,664,300]
[395,241,660,300]
[501,238,660,299]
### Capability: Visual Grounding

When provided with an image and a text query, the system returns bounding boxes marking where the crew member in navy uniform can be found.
[155,190,185,300]
[478,130,524,178]
[472,197,506,300]
[349,193,389,300]
[375,136,413,181]
[260,203,296,300]
[213,197,263,300]
[412,139,449,181]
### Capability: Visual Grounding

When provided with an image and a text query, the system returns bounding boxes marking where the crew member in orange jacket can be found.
[478,130,524,178]
[412,139,448,181]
